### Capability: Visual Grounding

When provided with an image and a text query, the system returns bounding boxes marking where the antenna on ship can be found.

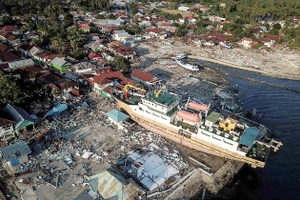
[185,96,190,109]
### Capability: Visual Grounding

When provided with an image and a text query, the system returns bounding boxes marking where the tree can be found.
[175,24,188,37]
[269,28,279,35]
[113,56,130,72]
[0,76,26,106]
[273,23,281,30]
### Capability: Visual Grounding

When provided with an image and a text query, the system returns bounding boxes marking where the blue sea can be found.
[195,60,300,200]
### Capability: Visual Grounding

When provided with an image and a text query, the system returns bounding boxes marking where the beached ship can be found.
[175,60,199,71]
[114,86,282,168]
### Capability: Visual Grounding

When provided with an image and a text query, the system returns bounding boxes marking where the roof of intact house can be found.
[52,57,67,67]
[0,140,31,162]
[0,118,14,127]
[105,109,130,123]
[131,69,155,82]
[4,104,35,127]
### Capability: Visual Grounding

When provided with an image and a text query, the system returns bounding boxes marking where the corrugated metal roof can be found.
[131,69,154,82]
[5,104,34,125]
[239,127,260,147]
[0,140,31,162]
[105,109,129,123]
[52,57,67,67]
[87,167,142,200]
[9,59,35,70]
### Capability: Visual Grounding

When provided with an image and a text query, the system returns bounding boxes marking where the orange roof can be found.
[79,23,91,29]
[188,102,209,112]
[131,69,154,82]
[177,110,200,124]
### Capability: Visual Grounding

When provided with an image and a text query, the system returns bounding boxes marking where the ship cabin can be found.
[137,90,180,124]
[201,111,270,161]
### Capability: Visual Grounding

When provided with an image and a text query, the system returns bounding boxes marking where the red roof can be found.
[0,118,14,127]
[94,67,112,75]
[0,44,8,52]
[241,37,253,42]
[0,51,20,62]
[131,69,154,82]
[103,86,113,94]
[146,27,162,34]
[2,25,18,32]
[39,72,62,84]
[89,53,102,60]
[266,34,280,42]
[57,81,79,89]
[79,23,91,29]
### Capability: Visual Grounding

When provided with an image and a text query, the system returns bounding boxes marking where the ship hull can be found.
[115,97,265,168]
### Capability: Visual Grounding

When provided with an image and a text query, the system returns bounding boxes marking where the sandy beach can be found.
[138,39,300,80]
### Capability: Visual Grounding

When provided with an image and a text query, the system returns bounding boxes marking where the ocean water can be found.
[195,60,300,199]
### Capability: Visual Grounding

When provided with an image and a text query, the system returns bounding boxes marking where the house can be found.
[0,44,8,52]
[56,81,79,94]
[86,167,143,200]
[113,30,132,42]
[115,45,136,59]
[88,53,103,62]
[8,59,35,71]
[20,66,44,81]
[6,34,21,46]
[125,147,179,191]
[5,104,35,134]
[208,15,226,23]
[239,37,254,49]
[79,23,91,33]
[90,40,105,52]
[89,71,123,93]
[0,51,20,62]
[34,52,64,64]
[178,6,189,11]
[0,141,31,175]
[145,27,165,38]
[0,118,15,143]
[71,61,96,74]
[105,109,130,129]
[99,50,114,61]
[52,57,71,72]
[131,69,161,89]
[1,25,23,35]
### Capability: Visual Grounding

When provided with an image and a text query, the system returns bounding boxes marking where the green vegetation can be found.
[113,56,131,72]
[0,75,51,107]
[175,24,188,37]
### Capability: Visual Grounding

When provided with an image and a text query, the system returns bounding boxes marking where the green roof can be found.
[239,127,260,147]
[146,90,178,106]
[105,109,130,123]
[206,111,221,123]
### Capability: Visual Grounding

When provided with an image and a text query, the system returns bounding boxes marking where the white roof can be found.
[128,151,178,191]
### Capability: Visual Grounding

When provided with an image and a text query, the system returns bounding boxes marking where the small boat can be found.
[176,60,199,71]
[219,42,231,49]
[171,53,187,60]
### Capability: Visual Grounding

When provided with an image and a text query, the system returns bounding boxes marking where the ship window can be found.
[212,135,221,141]
[223,140,233,146]
[139,107,143,111]
[202,131,211,137]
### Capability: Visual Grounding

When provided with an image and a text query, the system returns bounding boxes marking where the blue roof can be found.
[5,104,34,126]
[0,141,31,162]
[239,127,260,147]
[46,104,68,116]
[105,109,129,123]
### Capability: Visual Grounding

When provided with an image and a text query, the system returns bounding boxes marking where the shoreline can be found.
[189,54,300,81]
